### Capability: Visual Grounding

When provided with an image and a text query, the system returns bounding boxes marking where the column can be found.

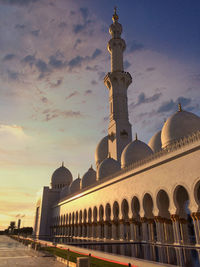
[191,212,200,245]
[111,221,117,240]
[141,217,148,242]
[171,214,181,245]
[179,218,189,244]
[119,220,125,240]
[148,219,155,242]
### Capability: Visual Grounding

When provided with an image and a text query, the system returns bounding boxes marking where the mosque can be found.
[33,9,200,249]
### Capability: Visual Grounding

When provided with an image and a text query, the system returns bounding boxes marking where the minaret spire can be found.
[104,10,132,162]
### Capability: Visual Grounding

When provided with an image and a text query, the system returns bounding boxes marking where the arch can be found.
[93,206,97,222]
[69,213,71,224]
[79,210,82,223]
[83,209,87,222]
[88,208,92,223]
[131,196,140,220]
[75,211,78,223]
[143,193,154,218]
[173,185,190,218]
[72,212,75,224]
[105,203,111,221]
[194,180,200,209]
[113,201,119,220]
[156,189,170,219]
[99,205,104,221]
[121,199,129,220]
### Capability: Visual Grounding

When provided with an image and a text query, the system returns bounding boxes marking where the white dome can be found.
[148,131,162,153]
[97,157,121,180]
[161,109,200,148]
[95,136,108,168]
[60,186,70,199]
[121,139,153,168]
[51,163,73,190]
[69,176,81,194]
[81,166,96,189]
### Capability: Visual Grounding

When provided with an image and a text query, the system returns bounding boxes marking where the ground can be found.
[0,235,65,267]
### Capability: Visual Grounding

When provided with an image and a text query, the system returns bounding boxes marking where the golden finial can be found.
[62,161,64,167]
[112,6,119,22]
[90,164,93,169]
[135,133,138,140]
[178,103,182,112]
[78,173,80,178]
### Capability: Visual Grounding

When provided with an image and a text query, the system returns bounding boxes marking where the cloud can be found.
[128,40,144,53]
[35,59,48,78]
[49,55,66,69]
[146,67,155,72]
[129,92,162,109]
[157,96,191,113]
[66,91,79,100]
[3,54,16,61]
[91,80,97,85]
[91,49,102,60]
[15,24,26,29]
[43,108,82,121]
[58,22,67,28]
[22,54,36,66]
[98,71,105,81]
[0,124,28,140]
[124,60,131,69]
[85,89,92,95]
[68,55,85,69]
[0,0,39,6]
[80,7,89,20]
[31,29,40,37]
[41,97,48,104]
[50,78,63,88]
[73,7,92,34]
[86,65,98,71]
[7,70,19,80]
[74,38,82,49]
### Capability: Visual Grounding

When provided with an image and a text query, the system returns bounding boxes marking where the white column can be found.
[192,212,200,245]
[171,215,181,245]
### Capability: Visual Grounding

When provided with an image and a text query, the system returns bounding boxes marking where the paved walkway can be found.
[0,235,65,267]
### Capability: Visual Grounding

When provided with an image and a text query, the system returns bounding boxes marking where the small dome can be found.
[121,138,153,168]
[81,166,96,189]
[69,175,81,194]
[95,136,108,168]
[60,186,70,199]
[148,131,162,153]
[161,108,200,148]
[51,163,73,190]
[97,157,121,180]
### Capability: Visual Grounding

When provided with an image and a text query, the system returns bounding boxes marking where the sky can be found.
[0,0,200,230]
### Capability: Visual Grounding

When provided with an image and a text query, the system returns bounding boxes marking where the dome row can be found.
[96,108,200,168]
[54,107,200,200]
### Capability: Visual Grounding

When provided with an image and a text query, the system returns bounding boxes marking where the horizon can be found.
[0,0,200,230]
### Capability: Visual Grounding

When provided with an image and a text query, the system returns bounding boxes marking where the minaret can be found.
[104,8,132,162]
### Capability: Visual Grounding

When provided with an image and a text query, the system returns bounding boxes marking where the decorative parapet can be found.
[58,130,200,204]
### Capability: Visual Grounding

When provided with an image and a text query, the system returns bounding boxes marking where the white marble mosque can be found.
[33,9,200,253]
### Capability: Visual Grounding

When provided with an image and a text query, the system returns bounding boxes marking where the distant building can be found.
[33,9,200,248]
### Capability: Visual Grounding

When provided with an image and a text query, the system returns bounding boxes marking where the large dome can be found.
[121,138,153,168]
[161,108,200,148]
[81,166,96,189]
[95,136,108,168]
[51,163,73,190]
[97,157,121,180]
[69,175,81,194]
[148,131,162,153]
